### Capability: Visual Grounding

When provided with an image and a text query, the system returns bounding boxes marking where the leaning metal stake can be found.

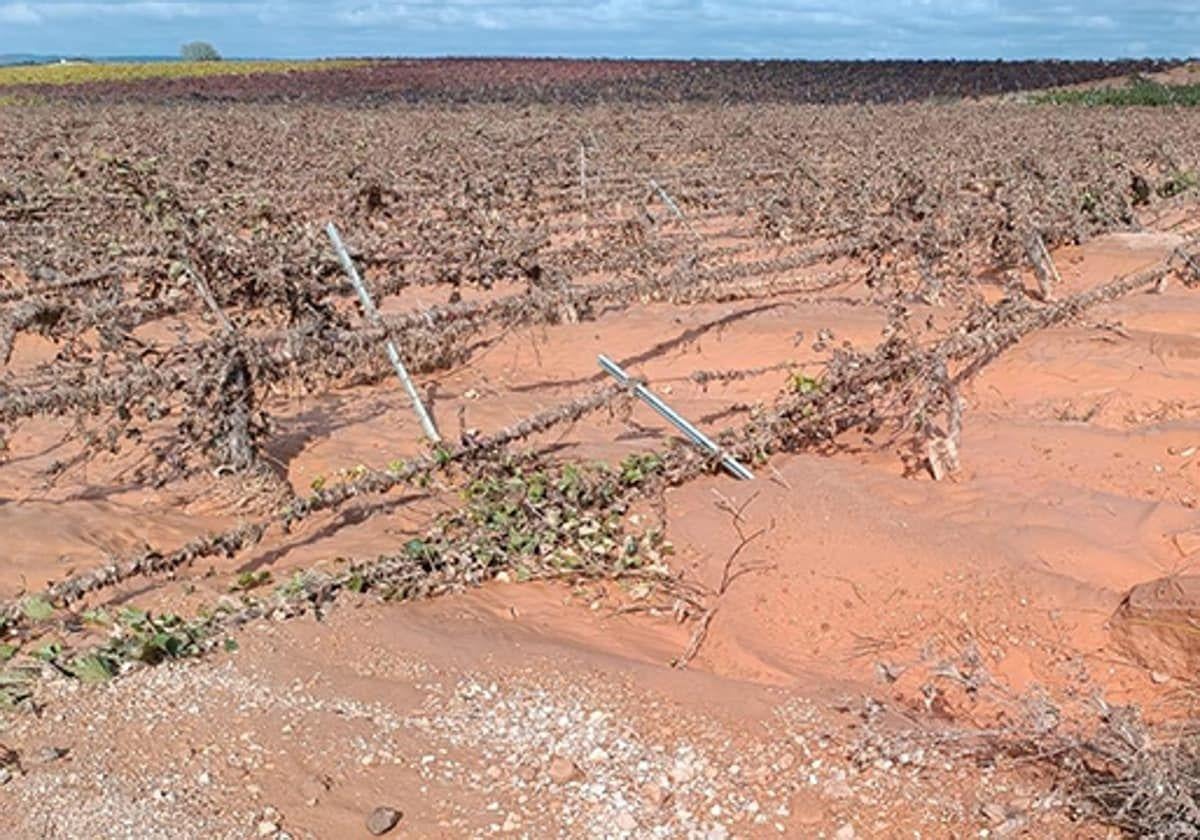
[326,222,441,444]
[597,354,753,480]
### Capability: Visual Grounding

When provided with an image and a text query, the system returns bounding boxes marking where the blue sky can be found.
[1,1,1197,59]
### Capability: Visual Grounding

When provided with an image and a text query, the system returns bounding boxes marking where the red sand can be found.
[2,226,1199,837]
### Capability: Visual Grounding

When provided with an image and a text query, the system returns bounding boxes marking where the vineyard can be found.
[3,62,1200,838]
[0,56,1179,105]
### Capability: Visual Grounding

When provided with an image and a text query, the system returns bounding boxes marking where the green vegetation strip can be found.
[1035,77,1200,107]
[0,59,370,88]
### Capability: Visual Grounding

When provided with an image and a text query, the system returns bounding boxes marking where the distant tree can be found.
[180,42,221,62]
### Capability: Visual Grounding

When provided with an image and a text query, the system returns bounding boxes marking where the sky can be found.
[0,1,1197,60]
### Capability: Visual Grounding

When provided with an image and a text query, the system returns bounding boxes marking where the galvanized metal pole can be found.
[597,354,753,481]
[648,178,700,241]
[325,222,442,444]
[649,178,684,220]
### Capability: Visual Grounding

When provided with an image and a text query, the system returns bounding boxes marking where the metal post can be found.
[598,354,753,480]
[649,178,684,220]
[184,262,234,335]
[579,141,587,204]
[649,178,700,241]
[325,222,441,444]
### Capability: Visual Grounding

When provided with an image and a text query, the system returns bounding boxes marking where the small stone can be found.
[485,764,503,781]
[670,760,695,784]
[980,803,1007,825]
[1151,670,1171,684]
[197,771,211,786]
[0,767,12,786]
[995,815,1028,838]
[33,746,67,765]
[587,746,609,763]
[642,782,671,808]
[501,812,521,832]
[547,756,583,785]
[366,806,402,836]
[707,826,729,840]
[256,821,279,837]
[776,753,795,772]
[615,811,638,831]
[834,823,856,840]
[823,778,853,799]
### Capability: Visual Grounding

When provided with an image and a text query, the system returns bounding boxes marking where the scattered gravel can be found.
[0,605,1067,838]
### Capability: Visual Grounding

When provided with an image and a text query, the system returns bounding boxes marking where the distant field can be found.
[0,57,1179,105]
[0,58,369,87]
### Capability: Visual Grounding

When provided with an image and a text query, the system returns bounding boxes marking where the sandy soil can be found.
[2,224,1199,838]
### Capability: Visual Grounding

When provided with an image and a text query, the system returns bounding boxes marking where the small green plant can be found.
[278,570,315,597]
[230,570,272,592]
[789,372,822,395]
[404,538,431,559]
[80,608,113,626]
[69,653,117,683]
[0,667,35,709]
[1157,170,1199,198]
[104,609,205,664]
[20,596,54,622]
[33,642,63,661]
[619,453,663,486]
